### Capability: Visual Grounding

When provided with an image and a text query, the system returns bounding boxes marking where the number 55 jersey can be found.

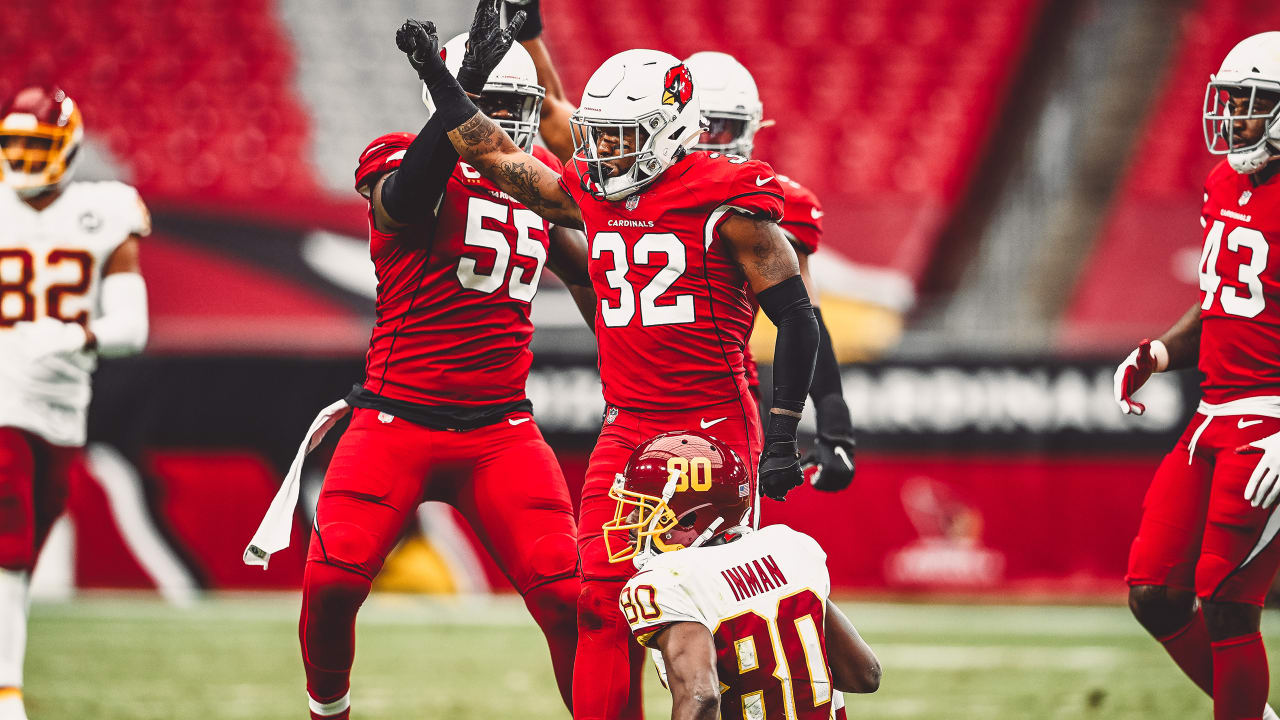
[0,182,149,446]
[621,524,840,720]
[1199,160,1280,403]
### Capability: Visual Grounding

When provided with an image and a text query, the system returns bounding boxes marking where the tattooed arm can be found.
[450,112,584,229]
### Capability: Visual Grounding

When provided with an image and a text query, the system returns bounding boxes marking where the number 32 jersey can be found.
[621,524,839,720]
[0,182,150,446]
[1199,161,1280,403]
[560,152,784,411]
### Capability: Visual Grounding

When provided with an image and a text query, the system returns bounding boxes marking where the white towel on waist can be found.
[243,399,351,568]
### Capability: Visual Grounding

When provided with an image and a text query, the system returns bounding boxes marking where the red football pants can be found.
[0,427,75,572]
[1128,412,1280,605]
[300,408,579,712]
[574,397,762,720]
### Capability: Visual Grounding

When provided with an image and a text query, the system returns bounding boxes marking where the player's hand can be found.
[803,434,856,492]
[1243,429,1280,509]
[13,317,88,359]
[1114,339,1159,415]
[759,439,803,501]
[396,18,447,84]
[458,0,526,94]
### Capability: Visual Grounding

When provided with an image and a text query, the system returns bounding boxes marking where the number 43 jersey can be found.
[560,151,784,412]
[0,182,149,446]
[621,524,839,720]
[361,146,563,409]
[1200,160,1280,403]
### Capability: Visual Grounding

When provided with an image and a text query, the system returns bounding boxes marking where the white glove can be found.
[1244,430,1280,509]
[1113,339,1169,415]
[13,318,87,360]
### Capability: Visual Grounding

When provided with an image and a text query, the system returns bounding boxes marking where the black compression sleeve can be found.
[757,275,819,436]
[426,70,483,131]
[379,112,458,225]
[808,308,852,436]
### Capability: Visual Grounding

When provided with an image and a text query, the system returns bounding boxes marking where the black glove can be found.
[458,0,527,94]
[759,438,803,501]
[396,19,448,85]
[506,0,542,41]
[803,433,856,492]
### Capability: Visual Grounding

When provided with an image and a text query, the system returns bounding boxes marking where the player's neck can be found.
[20,187,62,212]
[1253,160,1280,188]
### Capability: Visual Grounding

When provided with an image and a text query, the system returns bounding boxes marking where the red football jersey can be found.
[743,171,824,389]
[361,145,563,407]
[560,151,784,411]
[1198,160,1280,403]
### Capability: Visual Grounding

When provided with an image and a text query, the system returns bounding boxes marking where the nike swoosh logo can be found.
[834,446,852,471]
[1240,418,1265,429]
[509,417,531,426]
[755,176,774,186]
[700,417,727,430]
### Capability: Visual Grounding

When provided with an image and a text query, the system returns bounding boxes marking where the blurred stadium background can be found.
[5,0,1280,717]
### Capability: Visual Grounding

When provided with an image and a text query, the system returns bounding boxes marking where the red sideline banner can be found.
[57,446,1156,596]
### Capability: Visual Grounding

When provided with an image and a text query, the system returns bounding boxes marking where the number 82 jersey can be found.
[1198,160,1280,403]
[620,524,839,720]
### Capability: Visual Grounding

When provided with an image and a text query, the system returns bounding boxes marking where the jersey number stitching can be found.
[0,248,94,327]
[591,232,695,328]
[457,196,547,302]
[1201,220,1268,318]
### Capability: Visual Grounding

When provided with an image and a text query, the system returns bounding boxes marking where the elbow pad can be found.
[91,273,148,358]
[757,274,819,419]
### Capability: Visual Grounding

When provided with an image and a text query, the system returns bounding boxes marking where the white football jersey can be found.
[0,182,150,446]
[621,524,839,720]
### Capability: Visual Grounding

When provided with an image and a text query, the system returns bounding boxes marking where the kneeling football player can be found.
[606,431,880,720]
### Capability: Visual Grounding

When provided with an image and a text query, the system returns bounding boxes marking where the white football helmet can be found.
[569,49,701,201]
[685,51,763,159]
[423,33,545,152]
[1204,32,1280,174]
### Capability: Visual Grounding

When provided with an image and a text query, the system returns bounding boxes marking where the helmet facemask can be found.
[694,112,756,158]
[603,472,720,569]
[1204,82,1280,173]
[476,84,544,153]
[0,101,83,198]
[570,111,671,201]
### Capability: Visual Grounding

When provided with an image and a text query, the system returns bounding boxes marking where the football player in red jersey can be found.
[256,9,594,720]
[684,50,856,494]
[398,9,821,719]
[1116,32,1280,720]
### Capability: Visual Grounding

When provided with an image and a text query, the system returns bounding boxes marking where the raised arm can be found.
[825,599,881,694]
[721,213,819,501]
[512,0,576,164]
[653,623,721,720]
[396,13,583,229]
[545,224,597,328]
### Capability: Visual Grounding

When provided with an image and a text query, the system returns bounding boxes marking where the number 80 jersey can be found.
[1199,161,1280,403]
[621,525,838,720]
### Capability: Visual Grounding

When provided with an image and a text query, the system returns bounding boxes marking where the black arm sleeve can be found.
[379,111,458,226]
[808,308,853,437]
[757,274,820,438]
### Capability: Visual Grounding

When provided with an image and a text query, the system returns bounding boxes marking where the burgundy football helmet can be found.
[603,430,754,567]
[0,86,83,197]
[354,132,414,197]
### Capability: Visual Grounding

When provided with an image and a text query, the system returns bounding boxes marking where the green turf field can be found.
[20,593,1280,719]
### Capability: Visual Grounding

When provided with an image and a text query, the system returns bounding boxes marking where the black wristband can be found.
[515,0,543,40]
[765,412,800,442]
[757,274,819,415]
[426,71,482,132]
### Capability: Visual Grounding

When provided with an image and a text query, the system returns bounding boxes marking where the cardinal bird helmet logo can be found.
[662,64,693,112]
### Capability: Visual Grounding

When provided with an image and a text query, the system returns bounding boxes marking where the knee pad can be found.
[517,532,578,594]
[309,520,384,579]
[578,580,626,632]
